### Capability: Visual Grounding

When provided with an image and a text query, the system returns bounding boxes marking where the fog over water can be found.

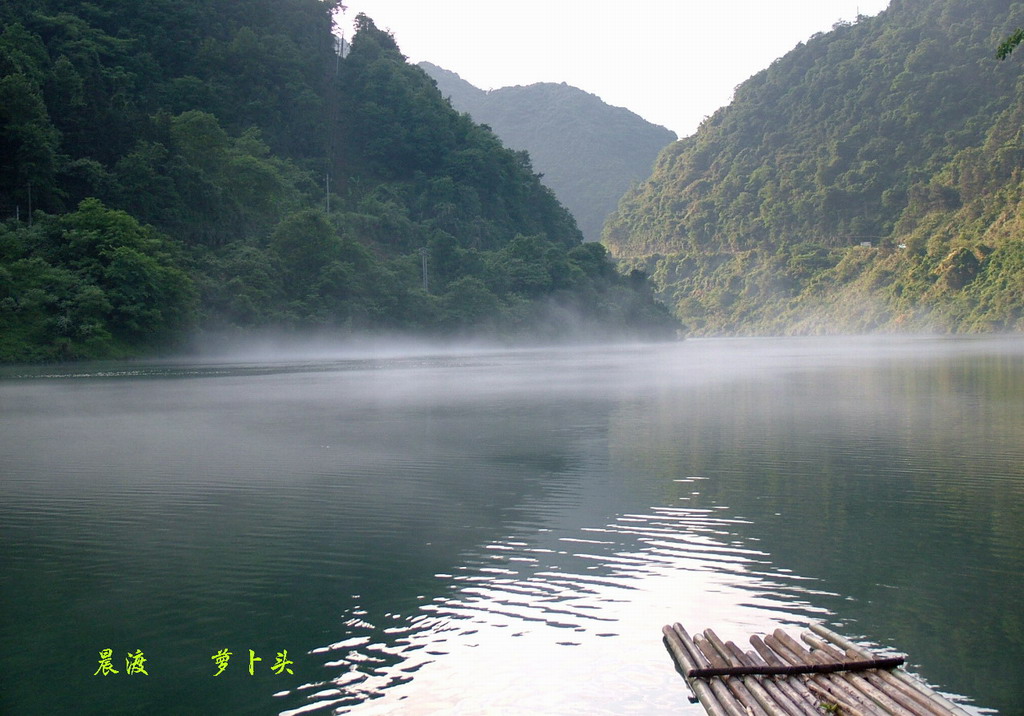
[2,336,1022,714]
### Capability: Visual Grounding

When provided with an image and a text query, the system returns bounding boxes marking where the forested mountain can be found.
[0,1,676,362]
[419,62,676,243]
[604,0,1024,334]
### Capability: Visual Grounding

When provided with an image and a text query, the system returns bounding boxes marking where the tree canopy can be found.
[0,2,676,361]
[996,27,1024,59]
[604,0,1024,335]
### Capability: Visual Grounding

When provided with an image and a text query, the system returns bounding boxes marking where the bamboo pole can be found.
[765,632,883,714]
[740,644,822,716]
[809,625,972,716]
[801,633,947,716]
[702,630,787,716]
[673,624,711,671]
[674,624,751,716]
[807,680,872,716]
[674,626,752,716]
[668,624,975,716]
[845,649,956,716]
[662,625,729,716]
[750,635,825,714]
[773,629,916,716]
[856,666,952,716]
[752,633,860,715]
[696,633,771,716]
[661,626,700,699]
[721,640,803,716]
[685,656,907,679]
[800,633,849,662]
[722,640,817,716]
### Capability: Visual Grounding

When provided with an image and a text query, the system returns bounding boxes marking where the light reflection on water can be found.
[284,504,838,715]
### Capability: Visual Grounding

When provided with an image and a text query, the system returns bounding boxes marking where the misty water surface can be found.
[1,336,1022,714]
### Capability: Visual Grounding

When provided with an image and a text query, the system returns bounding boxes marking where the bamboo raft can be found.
[662,623,972,716]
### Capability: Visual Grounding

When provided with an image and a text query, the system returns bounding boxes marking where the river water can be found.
[1,336,1021,715]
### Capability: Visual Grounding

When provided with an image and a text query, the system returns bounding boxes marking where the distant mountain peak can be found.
[418,61,484,97]
[418,63,676,242]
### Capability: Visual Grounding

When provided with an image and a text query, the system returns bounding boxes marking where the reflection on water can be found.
[287,506,833,715]
[1,337,1020,715]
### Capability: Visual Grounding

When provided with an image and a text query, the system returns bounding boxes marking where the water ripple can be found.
[294,505,835,715]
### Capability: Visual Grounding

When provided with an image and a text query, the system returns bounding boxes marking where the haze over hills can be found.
[605,0,1024,335]
[419,62,677,243]
[0,1,676,362]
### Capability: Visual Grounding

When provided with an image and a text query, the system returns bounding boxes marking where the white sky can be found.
[338,1,891,138]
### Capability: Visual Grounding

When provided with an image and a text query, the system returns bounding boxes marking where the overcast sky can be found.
[337,1,891,138]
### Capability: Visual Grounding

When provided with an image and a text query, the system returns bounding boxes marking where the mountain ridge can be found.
[0,3,677,362]
[603,0,1024,334]
[419,61,676,243]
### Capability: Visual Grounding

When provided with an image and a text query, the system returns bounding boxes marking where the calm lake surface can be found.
[2,336,1022,715]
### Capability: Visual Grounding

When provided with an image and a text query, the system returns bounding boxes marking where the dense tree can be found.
[996,27,1024,59]
[0,199,196,360]
[0,1,676,361]
[605,0,1024,335]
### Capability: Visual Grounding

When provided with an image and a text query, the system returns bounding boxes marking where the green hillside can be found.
[0,1,676,362]
[419,62,676,243]
[604,0,1024,334]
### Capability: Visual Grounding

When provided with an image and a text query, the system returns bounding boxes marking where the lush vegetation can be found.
[604,0,1024,335]
[0,1,676,362]
[421,62,676,243]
